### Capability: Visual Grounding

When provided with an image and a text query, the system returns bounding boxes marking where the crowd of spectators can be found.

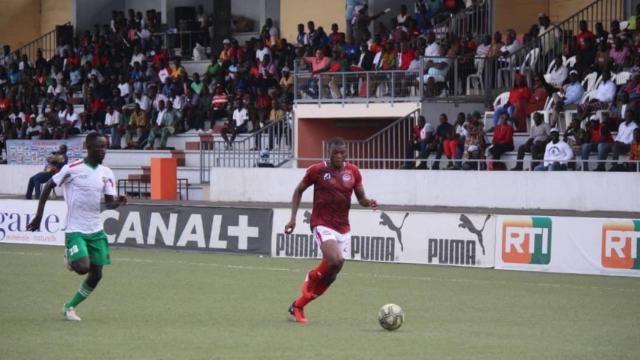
[1,2,638,171]
[0,1,479,159]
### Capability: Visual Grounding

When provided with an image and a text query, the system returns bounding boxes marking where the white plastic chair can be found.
[530,93,556,129]
[564,56,576,68]
[483,91,510,131]
[581,72,599,93]
[466,58,485,95]
[563,90,598,130]
[592,72,616,91]
[519,48,541,87]
[545,56,567,74]
[615,71,632,86]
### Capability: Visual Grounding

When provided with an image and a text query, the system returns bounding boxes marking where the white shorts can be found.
[313,225,351,259]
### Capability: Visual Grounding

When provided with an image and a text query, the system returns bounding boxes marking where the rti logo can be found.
[502,217,552,265]
[601,221,640,270]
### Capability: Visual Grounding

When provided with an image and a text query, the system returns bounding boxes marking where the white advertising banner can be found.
[272,209,496,267]
[495,216,640,277]
[0,200,67,246]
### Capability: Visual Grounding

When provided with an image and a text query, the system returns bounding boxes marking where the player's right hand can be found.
[284,220,296,234]
[27,215,42,232]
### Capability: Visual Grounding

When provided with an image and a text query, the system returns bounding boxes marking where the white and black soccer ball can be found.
[378,303,404,331]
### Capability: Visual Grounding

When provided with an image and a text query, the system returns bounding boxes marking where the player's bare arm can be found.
[26,179,57,232]
[105,194,128,209]
[285,181,311,234]
[355,185,378,210]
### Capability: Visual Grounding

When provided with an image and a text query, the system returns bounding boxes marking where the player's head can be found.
[327,137,347,169]
[85,132,107,164]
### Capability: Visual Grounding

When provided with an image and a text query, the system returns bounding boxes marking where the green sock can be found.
[64,281,94,310]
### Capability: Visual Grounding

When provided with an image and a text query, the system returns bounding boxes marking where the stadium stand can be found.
[0,0,638,193]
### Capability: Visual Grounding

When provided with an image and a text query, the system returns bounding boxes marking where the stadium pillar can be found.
[150,158,178,200]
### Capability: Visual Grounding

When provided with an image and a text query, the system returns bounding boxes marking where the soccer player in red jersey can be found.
[285,137,378,323]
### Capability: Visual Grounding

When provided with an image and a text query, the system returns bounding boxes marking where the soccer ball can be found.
[378,303,404,331]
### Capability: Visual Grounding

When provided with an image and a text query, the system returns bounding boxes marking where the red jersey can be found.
[302,161,362,234]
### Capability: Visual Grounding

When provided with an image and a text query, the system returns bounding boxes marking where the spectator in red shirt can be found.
[255,88,272,130]
[487,112,514,170]
[210,86,229,124]
[0,91,12,114]
[151,46,167,68]
[493,73,531,130]
[576,20,595,50]
[328,23,345,45]
[522,74,549,130]
[625,128,640,171]
[580,116,613,170]
[88,94,107,130]
[398,41,416,70]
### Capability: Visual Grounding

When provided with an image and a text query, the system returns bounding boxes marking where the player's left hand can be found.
[367,199,378,210]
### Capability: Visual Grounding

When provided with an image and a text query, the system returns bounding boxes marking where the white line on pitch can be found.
[1,249,638,293]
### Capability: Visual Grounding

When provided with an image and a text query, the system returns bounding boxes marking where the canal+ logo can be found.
[601,221,640,270]
[501,217,552,265]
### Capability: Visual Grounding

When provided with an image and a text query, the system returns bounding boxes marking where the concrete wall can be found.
[209,168,640,213]
[0,0,41,49]
[280,0,344,43]
[73,0,126,33]
[0,165,45,195]
[41,0,73,35]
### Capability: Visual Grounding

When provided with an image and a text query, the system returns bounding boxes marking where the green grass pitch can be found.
[1,243,638,360]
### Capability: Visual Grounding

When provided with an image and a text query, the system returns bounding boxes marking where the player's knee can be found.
[327,256,345,272]
[73,263,90,275]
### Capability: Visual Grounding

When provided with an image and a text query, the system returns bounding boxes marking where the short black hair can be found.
[327,137,346,149]
[85,132,105,147]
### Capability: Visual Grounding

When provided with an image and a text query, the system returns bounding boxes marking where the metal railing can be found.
[293,68,423,104]
[292,53,528,103]
[433,0,494,41]
[117,178,190,199]
[295,156,640,172]
[321,109,420,169]
[150,30,208,59]
[16,22,71,63]
[520,0,625,76]
[200,119,293,182]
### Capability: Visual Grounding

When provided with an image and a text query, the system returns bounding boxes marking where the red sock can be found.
[309,258,331,281]
[294,259,333,308]
[312,277,332,297]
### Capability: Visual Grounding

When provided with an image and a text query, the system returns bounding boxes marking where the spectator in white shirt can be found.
[498,29,523,66]
[534,128,573,170]
[117,75,131,100]
[544,54,568,88]
[133,90,151,112]
[595,108,639,170]
[550,70,584,128]
[577,70,616,121]
[130,46,146,66]
[255,39,272,63]
[220,100,249,149]
[104,105,123,148]
[62,103,81,137]
[423,32,441,58]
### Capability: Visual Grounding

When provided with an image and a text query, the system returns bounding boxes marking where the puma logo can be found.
[458,214,491,255]
[303,210,311,224]
[379,212,409,251]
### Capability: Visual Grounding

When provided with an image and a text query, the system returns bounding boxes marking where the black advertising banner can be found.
[101,205,273,255]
